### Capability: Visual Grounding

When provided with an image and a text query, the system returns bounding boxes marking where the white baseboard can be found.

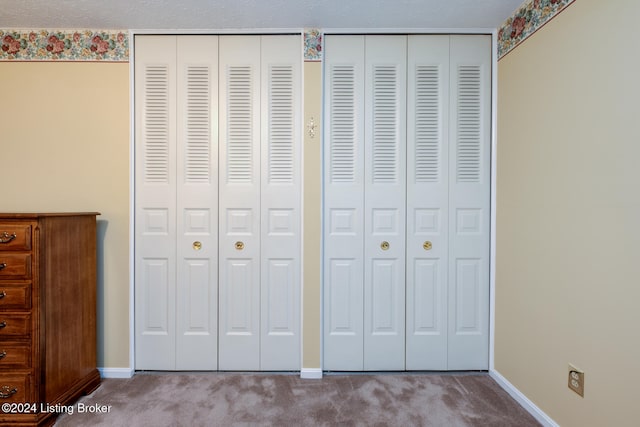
[98,367,135,379]
[300,368,323,379]
[490,369,558,427]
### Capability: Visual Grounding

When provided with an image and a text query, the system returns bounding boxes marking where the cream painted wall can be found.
[0,62,130,368]
[496,0,640,425]
[302,61,322,369]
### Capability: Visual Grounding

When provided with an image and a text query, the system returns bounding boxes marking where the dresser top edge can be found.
[0,212,100,219]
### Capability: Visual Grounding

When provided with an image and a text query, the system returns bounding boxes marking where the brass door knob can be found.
[423,241,432,250]
[381,241,390,250]
[235,241,245,250]
[192,241,202,250]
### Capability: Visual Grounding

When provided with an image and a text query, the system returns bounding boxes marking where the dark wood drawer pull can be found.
[0,386,18,399]
[0,232,16,244]
[0,263,5,270]
[0,321,6,328]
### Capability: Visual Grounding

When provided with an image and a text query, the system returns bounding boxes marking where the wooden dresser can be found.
[0,213,101,426]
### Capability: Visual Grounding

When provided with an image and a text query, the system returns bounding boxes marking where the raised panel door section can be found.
[260,35,301,370]
[406,35,450,370]
[218,35,261,370]
[134,35,177,370]
[323,35,365,371]
[448,35,491,370]
[363,35,406,371]
[175,35,218,370]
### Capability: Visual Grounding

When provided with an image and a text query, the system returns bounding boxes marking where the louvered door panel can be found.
[175,35,218,370]
[406,35,450,370]
[323,35,365,371]
[218,36,261,370]
[226,65,254,183]
[363,36,407,370]
[260,35,301,370]
[143,65,171,183]
[329,65,357,183]
[448,35,491,370]
[456,65,482,183]
[134,35,178,370]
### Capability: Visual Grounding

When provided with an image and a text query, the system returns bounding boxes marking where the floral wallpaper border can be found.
[0,29,129,61]
[304,29,322,61]
[2,29,322,62]
[498,0,575,59]
[1,3,574,63]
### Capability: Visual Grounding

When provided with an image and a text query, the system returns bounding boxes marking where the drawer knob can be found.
[0,386,17,399]
[0,321,6,329]
[235,241,244,250]
[0,263,5,271]
[0,232,16,244]
[0,351,5,360]
[0,291,5,299]
[381,241,390,250]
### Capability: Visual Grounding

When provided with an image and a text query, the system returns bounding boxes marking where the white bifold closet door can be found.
[218,36,302,371]
[323,34,490,371]
[135,36,219,370]
[135,35,301,371]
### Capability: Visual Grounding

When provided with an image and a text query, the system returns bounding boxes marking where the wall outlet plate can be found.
[568,363,584,397]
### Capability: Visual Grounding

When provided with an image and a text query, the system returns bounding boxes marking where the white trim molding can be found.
[99,367,135,379]
[300,368,323,379]
[489,28,498,372]
[490,369,558,427]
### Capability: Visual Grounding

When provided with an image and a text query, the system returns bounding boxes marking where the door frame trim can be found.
[127,27,497,376]
[318,28,497,374]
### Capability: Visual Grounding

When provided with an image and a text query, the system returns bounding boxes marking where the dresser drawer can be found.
[0,314,30,337]
[0,343,30,369]
[0,374,31,403]
[0,284,31,310]
[0,254,32,279]
[0,224,31,251]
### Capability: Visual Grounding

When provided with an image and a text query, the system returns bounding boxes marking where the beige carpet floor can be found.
[54,372,540,426]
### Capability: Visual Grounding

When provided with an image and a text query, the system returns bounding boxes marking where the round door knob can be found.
[381,241,390,251]
[235,241,245,250]
[423,241,432,250]
[192,241,202,251]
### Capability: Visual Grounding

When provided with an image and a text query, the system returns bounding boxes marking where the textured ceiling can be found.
[0,0,523,30]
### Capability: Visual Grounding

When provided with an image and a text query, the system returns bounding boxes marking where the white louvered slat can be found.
[144,64,170,183]
[268,65,294,183]
[415,65,440,183]
[456,65,481,183]
[227,65,253,183]
[330,65,356,183]
[372,65,398,183]
[185,65,211,183]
